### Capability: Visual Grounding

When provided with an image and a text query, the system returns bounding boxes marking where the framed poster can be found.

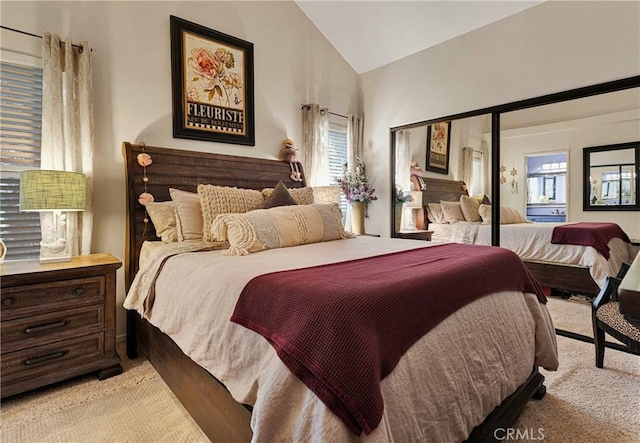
[170,16,255,146]
[425,121,451,174]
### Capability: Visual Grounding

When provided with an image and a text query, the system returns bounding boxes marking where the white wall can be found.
[0,1,359,338]
[360,1,640,237]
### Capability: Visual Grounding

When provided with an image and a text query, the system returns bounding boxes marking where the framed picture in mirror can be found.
[426,121,451,174]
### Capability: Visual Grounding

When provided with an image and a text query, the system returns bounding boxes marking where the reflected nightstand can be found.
[396,230,433,241]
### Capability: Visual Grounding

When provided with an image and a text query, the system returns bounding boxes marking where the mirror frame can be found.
[582,141,640,211]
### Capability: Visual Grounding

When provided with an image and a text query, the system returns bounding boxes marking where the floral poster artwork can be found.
[171,16,255,145]
[426,121,451,175]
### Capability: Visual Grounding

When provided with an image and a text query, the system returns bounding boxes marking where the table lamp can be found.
[403,190,423,230]
[19,170,87,263]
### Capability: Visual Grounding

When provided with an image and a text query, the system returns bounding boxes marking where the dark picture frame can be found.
[170,16,255,146]
[425,121,451,175]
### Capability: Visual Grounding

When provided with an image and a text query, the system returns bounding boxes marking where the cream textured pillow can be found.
[426,203,447,224]
[145,201,178,243]
[198,184,265,242]
[478,204,528,225]
[459,195,481,222]
[261,186,314,205]
[211,203,354,256]
[440,200,465,224]
[170,188,203,241]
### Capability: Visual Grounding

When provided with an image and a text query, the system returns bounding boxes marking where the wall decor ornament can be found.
[425,121,451,175]
[171,16,255,146]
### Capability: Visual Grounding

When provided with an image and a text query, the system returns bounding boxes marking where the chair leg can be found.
[594,324,605,368]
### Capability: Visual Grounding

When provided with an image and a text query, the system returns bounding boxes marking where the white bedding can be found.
[428,222,637,288]
[124,237,558,442]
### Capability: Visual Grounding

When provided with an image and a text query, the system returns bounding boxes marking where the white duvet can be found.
[428,222,637,288]
[125,237,558,443]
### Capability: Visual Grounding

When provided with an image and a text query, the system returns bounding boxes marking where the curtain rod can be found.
[464,147,483,154]
[301,104,347,119]
[0,25,92,53]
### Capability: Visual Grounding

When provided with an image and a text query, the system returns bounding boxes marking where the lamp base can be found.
[39,238,70,263]
[39,254,71,264]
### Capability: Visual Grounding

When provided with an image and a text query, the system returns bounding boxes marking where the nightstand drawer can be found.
[1,333,104,380]
[1,276,104,321]
[1,306,104,354]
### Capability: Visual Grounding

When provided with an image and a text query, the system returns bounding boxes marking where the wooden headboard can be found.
[409,175,467,228]
[123,141,306,289]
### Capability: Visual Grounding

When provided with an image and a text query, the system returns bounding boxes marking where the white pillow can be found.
[459,195,481,222]
[440,200,465,224]
[426,203,447,224]
[478,204,528,224]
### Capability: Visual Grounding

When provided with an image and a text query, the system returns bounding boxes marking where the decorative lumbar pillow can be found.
[198,184,265,242]
[170,188,203,241]
[144,201,178,243]
[261,186,314,205]
[256,181,297,209]
[478,204,528,225]
[440,200,466,224]
[459,195,481,222]
[426,203,447,224]
[211,203,354,256]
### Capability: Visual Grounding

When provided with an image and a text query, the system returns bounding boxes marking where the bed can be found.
[416,176,637,297]
[123,142,558,442]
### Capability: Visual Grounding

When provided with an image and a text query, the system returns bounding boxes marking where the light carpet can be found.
[1,298,638,443]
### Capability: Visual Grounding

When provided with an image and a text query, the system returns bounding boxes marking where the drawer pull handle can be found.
[23,350,67,366]
[25,320,67,334]
[3,298,14,306]
[75,287,85,295]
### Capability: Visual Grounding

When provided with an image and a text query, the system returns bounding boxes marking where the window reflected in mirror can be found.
[584,142,639,211]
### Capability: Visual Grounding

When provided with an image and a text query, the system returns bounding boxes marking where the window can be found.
[328,127,348,218]
[0,52,43,260]
[469,150,484,197]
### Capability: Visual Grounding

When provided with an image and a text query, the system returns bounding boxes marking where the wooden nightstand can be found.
[0,254,122,398]
[397,230,433,241]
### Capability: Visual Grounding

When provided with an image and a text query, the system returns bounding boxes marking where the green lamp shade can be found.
[19,170,87,211]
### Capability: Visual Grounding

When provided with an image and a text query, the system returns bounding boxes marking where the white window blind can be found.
[328,128,348,218]
[0,56,43,260]
[470,150,484,197]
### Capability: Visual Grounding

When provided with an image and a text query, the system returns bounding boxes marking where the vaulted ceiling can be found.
[296,1,543,74]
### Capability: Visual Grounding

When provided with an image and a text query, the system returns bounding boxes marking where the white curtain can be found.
[301,104,329,187]
[41,33,94,256]
[344,114,364,228]
[395,130,411,192]
[462,147,474,192]
[481,140,490,196]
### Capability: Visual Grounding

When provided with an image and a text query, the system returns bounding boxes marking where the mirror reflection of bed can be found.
[391,85,640,346]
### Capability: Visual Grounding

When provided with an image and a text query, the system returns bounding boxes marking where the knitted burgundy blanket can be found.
[551,222,630,260]
[230,243,545,436]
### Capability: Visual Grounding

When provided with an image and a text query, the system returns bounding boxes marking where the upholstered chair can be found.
[591,263,640,368]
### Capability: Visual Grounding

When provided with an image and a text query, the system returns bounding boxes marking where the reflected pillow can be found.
[460,195,481,222]
[478,204,528,225]
[426,203,447,224]
[211,203,353,256]
[440,200,465,224]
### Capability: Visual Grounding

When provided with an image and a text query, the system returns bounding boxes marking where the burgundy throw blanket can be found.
[231,243,545,436]
[551,222,630,260]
